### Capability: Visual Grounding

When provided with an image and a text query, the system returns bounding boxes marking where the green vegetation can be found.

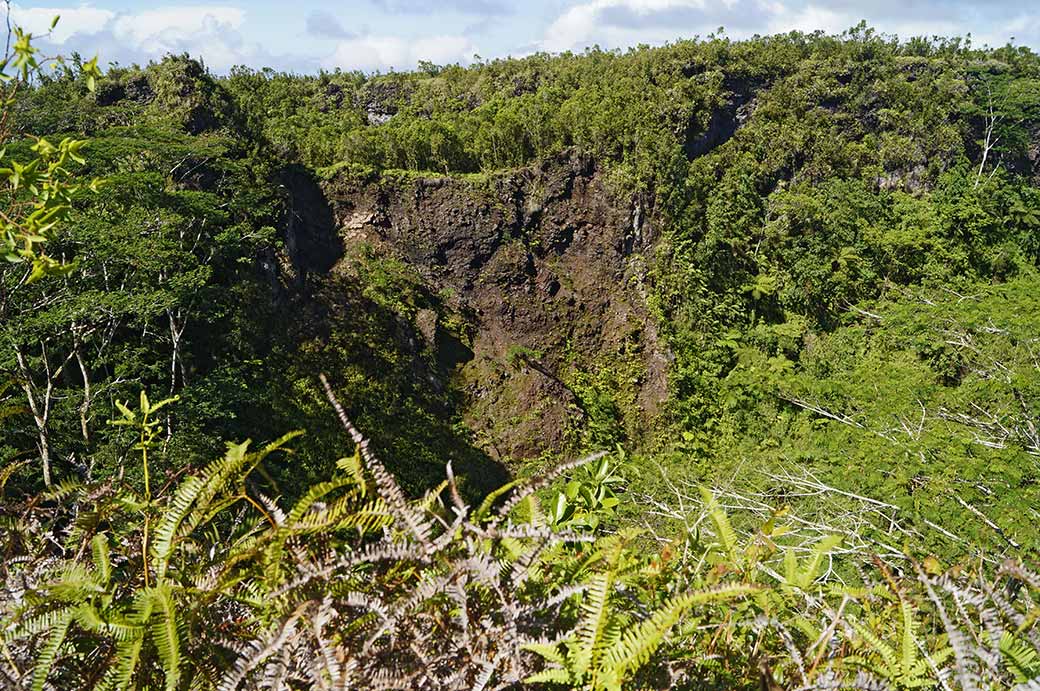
[3,16,1040,691]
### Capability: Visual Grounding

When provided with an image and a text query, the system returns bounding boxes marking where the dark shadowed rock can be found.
[320,150,670,462]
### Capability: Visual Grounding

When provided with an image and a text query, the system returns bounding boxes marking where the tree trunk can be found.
[75,346,91,444]
[15,345,52,487]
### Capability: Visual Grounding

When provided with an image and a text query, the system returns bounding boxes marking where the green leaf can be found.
[148,584,181,691]
[30,609,72,691]
[699,486,738,558]
[92,532,111,585]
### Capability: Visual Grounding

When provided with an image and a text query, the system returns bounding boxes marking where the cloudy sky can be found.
[9,1,1040,74]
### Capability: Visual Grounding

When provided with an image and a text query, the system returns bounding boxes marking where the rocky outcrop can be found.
[317,151,669,462]
[684,76,756,160]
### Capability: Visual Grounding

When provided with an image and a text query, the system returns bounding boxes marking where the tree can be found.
[967,70,1040,187]
[0,14,100,485]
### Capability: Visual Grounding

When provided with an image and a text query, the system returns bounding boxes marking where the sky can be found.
[8,1,1040,74]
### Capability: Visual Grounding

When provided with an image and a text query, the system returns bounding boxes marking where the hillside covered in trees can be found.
[3,21,1040,691]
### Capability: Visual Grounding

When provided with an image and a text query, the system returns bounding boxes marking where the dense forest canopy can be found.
[3,20,1040,691]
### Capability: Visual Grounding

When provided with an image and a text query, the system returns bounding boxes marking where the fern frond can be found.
[147,584,181,691]
[523,641,566,666]
[92,532,111,586]
[849,616,900,678]
[900,599,919,681]
[604,583,757,678]
[795,535,842,589]
[151,475,205,579]
[574,571,612,677]
[319,374,433,547]
[95,638,144,691]
[29,609,72,691]
[218,603,308,691]
[72,604,143,641]
[1001,632,1040,683]
[335,498,392,534]
[0,459,30,495]
[41,479,84,502]
[6,607,75,639]
[46,562,105,601]
[474,478,524,522]
[524,667,573,684]
[336,449,367,493]
[699,486,738,559]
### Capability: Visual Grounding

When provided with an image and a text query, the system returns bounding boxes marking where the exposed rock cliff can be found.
[314,151,670,463]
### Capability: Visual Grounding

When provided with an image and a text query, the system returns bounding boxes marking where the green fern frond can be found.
[335,449,367,493]
[95,638,144,691]
[848,615,900,680]
[72,603,143,641]
[417,479,448,514]
[574,571,612,677]
[524,667,573,684]
[263,475,372,574]
[151,475,205,578]
[698,486,738,559]
[797,535,842,589]
[6,607,74,639]
[473,478,524,522]
[154,431,302,579]
[0,458,30,495]
[46,562,105,601]
[42,478,84,502]
[336,498,392,534]
[148,583,182,691]
[29,609,72,691]
[604,583,757,678]
[784,547,798,586]
[900,599,918,681]
[92,532,111,586]
[1000,631,1040,683]
[523,641,567,666]
[287,475,359,525]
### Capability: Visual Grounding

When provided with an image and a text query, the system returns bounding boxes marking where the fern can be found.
[699,486,739,560]
[573,571,612,680]
[783,534,843,590]
[148,583,181,691]
[846,599,951,689]
[29,608,72,691]
[1002,632,1040,684]
[91,533,111,586]
[95,638,144,691]
[526,563,756,689]
[605,583,757,680]
[151,475,206,579]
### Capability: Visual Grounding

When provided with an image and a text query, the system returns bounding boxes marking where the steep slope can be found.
[315,151,668,463]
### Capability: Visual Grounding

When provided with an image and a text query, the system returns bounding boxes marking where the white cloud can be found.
[767,4,964,39]
[325,34,479,71]
[10,4,259,71]
[9,0,1040,74]
[539,0,1040,54]
[540,0,779,53]
[111,6,245,49]
[10,5,114,43]
[112,6,249,69]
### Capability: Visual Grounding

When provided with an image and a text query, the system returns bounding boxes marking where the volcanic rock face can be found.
[320,151,669,462]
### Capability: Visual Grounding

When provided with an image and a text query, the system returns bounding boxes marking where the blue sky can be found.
[9,1,1040,74]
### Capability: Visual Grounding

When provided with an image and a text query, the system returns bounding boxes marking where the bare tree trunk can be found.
[975,82,1003,188]
[15,344,52,487]
[167,308,189,394]
[975,115,998,188]
[74,345,91,444]
[165,307,188,440]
